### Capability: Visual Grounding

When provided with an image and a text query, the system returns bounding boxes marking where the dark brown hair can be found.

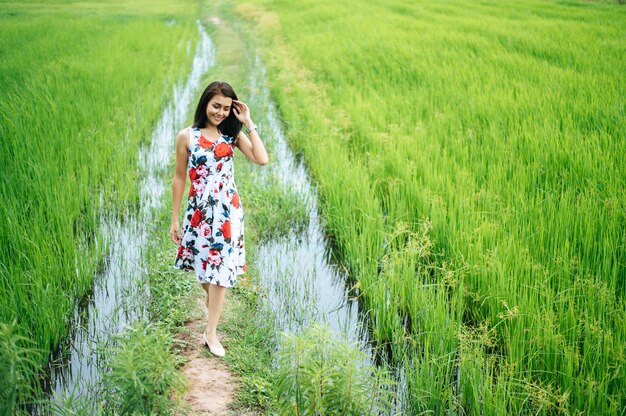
[192,81,242,139]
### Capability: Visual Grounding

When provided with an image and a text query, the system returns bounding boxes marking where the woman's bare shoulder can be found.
[176,127,190,140]
[175,127,190,148]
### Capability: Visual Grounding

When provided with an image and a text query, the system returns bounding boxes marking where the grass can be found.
[0,0,199,410]
[0,321,43,414]
[273,324,396,416]
[6,0,622,413]
[45,205,199,414]
[228,0,626,413]
[102,321,187,415]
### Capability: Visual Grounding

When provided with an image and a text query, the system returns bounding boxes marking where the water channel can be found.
[246,58,368,342]
[40,21,214,409]
[244,55,409,411]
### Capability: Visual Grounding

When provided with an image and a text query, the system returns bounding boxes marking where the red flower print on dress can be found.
[242,263,247,272]
[173,127,246,287]
[196,165,208,178]
[221,220,231,240]
[200,222,211,237]
[214,143,233,158]
[179,247,193,261]
[232,191,240,208]
[190,209,204,227]
[208,249,222,266]
[193,179,206,194]
[199,135,214,149]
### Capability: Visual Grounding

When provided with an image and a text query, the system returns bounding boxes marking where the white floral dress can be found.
[174,126,246,287]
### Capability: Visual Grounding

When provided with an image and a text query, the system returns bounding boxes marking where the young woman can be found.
[170,81,269,357]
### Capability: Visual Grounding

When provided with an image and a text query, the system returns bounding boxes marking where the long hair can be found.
[192,81,242,140]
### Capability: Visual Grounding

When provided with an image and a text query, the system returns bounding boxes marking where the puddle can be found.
[39,20,214,409]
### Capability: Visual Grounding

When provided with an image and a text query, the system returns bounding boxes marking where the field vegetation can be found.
[0,0,199,410]
[3,0,624,413]
[232,0,626,413]
[164,8,386,413]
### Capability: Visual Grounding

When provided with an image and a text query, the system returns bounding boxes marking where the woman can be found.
[170,81,269,357]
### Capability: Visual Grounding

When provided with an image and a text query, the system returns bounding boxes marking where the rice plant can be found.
[231,0,626,413]
[0,0,199,406]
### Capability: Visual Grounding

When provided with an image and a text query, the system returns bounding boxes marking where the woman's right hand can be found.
[169,220,181,245]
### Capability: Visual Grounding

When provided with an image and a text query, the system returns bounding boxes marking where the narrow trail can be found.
[178,299,236,415]
[174,15,241,415]
[175,10,377,412]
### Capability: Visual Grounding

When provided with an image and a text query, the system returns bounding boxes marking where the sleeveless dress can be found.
[174,126,246,287]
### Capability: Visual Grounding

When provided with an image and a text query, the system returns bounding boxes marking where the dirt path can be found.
[175,14,256,416]
[178,299,236,415]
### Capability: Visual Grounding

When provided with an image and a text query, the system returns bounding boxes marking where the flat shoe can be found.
[203,332,225,357]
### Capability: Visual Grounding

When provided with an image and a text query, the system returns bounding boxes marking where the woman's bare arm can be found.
[232,100,269,165]
[236,128,269,165]
[169,128,189,244]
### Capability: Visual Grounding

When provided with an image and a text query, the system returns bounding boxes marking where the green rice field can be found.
[2,0,625,413]
[0,0,198,406]
[232,0,626,413]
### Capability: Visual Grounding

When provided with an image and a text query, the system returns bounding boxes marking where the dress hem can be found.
[173,264,246,287]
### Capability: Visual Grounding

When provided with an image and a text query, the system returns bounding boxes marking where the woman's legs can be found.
[201,282,226,347]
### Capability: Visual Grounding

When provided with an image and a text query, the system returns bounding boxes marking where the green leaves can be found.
[103,321,186,415]
[0,321,42,416]
[274,324,395,416]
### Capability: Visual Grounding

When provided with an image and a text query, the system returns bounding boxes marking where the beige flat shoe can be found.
[203,331,225,357]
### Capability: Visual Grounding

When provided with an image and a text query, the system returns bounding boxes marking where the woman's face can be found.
[205,94,233,127]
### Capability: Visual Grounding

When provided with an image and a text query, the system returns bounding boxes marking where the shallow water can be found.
[244,54,415,412]
[246,57,368,344]
[40,21,214,408]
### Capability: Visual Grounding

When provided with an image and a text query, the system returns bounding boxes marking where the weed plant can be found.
[232,0,626,413]
[240,174,309,243]
[274,324,395,415]
[103,321,186,415]
[148,245,196,329]
[35,207,199,414]
[220,281,277,410]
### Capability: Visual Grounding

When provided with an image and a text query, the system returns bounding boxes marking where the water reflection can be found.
[247,58,367,345]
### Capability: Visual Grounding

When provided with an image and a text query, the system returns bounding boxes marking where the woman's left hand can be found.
[232,100,253,126]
